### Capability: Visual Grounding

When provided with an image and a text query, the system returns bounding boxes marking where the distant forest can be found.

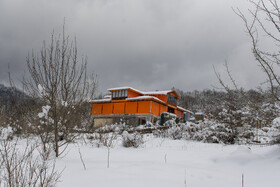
[175,87,279,127]
[1,84,279,132]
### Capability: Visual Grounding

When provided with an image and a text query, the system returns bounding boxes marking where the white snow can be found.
[38,105,51,118]
[0,126,13,140]
[177,106,193,114]
[142,90,173,95]
[61,101,68,107]
[90,96,174,105]
[104,95,112,99]
[38,84,46,96]
[56,136,280,187]
[108,87,142,94]
[107,87,173,95]
[126,96,165,103]
[272,117,280,128]
[89,98,111,103]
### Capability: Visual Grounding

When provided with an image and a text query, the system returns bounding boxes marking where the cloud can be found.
[0,0,266,93]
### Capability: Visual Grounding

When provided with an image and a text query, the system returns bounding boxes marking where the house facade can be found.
[90,87,193,127]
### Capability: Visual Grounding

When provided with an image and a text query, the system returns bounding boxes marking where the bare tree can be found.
[213,62,248,131]
[23,24,97,157]
[103,133,117,169]
[234,0,280,101]
[213,61,279,136]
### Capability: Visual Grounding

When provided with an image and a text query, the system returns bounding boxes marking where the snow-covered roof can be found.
[142,90,173,95]
[177,106,193,114]
[108,87,142,94]
[104,95,111,99]
[108,87,174,96]
[89,96,166,103]
[161,111,178,117]
[89,98,111,103]
[126,96,165,103]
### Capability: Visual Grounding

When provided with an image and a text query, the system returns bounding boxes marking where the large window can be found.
[112,90,128,99]
[167,94,177,106]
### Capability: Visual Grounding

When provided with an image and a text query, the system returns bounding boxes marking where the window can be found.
[125,90,128,97]
[112,90,128,99]
[167,94,177,106]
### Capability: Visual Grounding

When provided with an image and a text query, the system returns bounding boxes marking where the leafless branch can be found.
[234,0,280,101]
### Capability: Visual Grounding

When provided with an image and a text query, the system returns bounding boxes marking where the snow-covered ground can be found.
[56,136,280,187]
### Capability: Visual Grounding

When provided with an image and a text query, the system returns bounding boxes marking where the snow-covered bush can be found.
[188,121,236,144]
[87,132,117,148]
[153,119,184,140]
[272,118,280,136]
[96,124,118,133]
[265,117,280,144]
[95,123,128,134]
[164,119,177,127]
[151,120,235,143]
[272,117,280,129]
[0,126,14,140]
[93,116,280,145]
[145,121,154,128]
[272,134,280,144]
[156,120,236,144]
[122,131,144,148]
[236,126,255,144]
[153,129,169,138]
[167,125,184,140]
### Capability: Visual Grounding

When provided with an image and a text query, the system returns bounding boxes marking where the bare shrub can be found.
[87,132,117,148]
[122,131,144,148]
[0,139,61,187]
[87,132,117,168]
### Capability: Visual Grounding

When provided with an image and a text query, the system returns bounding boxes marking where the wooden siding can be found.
[160,104,167,115]
[125,101,138,114]
[128,90,142,98]
[149,94,167,103]
[151,101,160,116]
[91,100,175,117]
[113,102,125,114]
[102,103,113,115]
[91,104,102,115]
[137,101,151,114]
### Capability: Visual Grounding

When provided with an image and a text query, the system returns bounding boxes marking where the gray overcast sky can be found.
[0,0,266,94]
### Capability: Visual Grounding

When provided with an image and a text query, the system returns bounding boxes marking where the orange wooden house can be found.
[90,87,193,127]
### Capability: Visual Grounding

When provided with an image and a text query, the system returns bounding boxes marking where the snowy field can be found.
[56,136,280,187]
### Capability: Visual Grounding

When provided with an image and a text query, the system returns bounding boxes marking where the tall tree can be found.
[23,24,97,157]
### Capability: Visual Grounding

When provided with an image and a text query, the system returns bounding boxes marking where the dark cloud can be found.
[0,0,266,93]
